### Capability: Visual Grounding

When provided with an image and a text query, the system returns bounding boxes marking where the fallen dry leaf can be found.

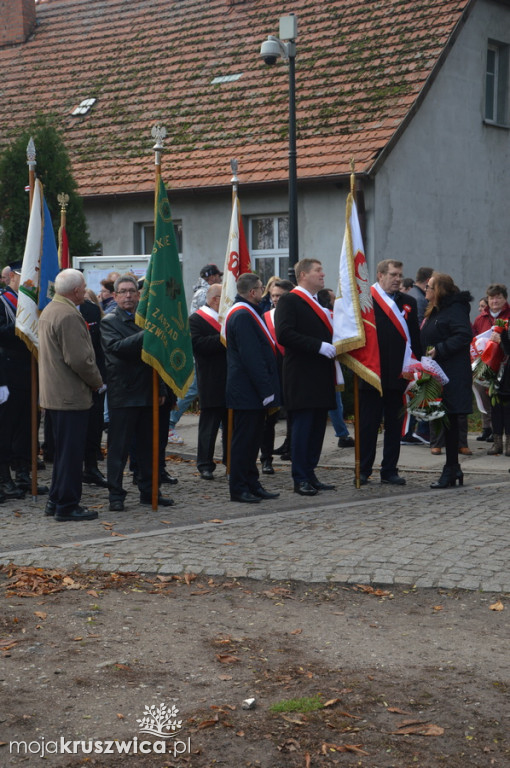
[305,752,311,768]
[34,611,47,620]
[433,605,444,611]
[321,742,369,755]
[489,600,504,611]
[111,531,126,538]
[281,714,305,726]
[323,698,340,708]
[355,584,391,597]
[388,707,412,715]
[391,721,444,736]
[291,628,302,635]
[117,713,124,719]
[209,519,224,524]
[217,674,233,681]
[216,653,239,664]
[197,715,219,730]
[86,590,99,598]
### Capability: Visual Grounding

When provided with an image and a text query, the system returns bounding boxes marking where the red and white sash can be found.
[371,283,417,372]
[264,308,285,356]
[224,301,276,354]
[195,306,221,333]
[291,286,333,336]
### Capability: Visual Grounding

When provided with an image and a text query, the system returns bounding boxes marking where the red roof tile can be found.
[0,0,473,197]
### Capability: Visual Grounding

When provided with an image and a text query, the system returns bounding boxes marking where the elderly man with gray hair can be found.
[39,268,104,522]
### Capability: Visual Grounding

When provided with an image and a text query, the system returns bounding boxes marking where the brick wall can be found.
[0,0,36,47]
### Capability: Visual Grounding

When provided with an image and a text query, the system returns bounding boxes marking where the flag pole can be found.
[348,161,362,490]
[57,192,69,269]
[27,138,39,500]
[225,159,239,477]
[150,127,167,510]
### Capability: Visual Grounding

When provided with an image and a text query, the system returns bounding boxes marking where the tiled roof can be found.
[0,0,473,197]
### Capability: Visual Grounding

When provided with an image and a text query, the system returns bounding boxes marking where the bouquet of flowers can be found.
[403,355,450,426]
[472,319,508,403]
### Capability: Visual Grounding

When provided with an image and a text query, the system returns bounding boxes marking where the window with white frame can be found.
[485,41,509,126]
[134,221,183,259]
[249,215,289,286]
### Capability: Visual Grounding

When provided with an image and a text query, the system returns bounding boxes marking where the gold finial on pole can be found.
[57,192,69,212]
[152,125,167,178]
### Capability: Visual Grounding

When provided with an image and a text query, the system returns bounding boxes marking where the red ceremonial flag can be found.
[218,187,251,343]
[333,173,381,393]
[58,223,69,270]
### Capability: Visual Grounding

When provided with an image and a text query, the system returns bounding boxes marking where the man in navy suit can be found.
[275,258,337,496]
[359,259,422,485]
[225,273,280,504]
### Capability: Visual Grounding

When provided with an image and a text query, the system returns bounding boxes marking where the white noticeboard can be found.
[72,255,150,294]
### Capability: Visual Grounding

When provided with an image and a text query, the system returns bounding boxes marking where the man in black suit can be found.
[189,283,227,480]
[225,273,280,504]
[359,259,422,485]
[275,258,337,496]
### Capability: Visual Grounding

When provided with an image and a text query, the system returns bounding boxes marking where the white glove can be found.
[319,342,336,359]
[0,385,9,405]
[263,394,275,407]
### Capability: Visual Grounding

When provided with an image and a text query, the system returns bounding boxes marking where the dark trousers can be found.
[229,409,266,496]
[107,406,152,502]
[289,408,328,484]
[197,407,227,473]
[0,385,31,467]
[260,409,279,461]
[359,386,403,478]
[84,390,105,469]
[48,409,90,515]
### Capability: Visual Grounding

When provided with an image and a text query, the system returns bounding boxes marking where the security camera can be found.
[260,37,283,66]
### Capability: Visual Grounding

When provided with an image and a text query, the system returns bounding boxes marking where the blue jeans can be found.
[329,391,349,438]
[169,372,198,429]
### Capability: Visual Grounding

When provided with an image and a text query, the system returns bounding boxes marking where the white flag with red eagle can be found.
[218,187,251,344]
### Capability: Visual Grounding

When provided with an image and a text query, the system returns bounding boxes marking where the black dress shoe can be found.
[14,472,48,494]
[310,480,336,491]
[230,491,261,503]
[109,500,125,512]
[45,500,57,516]
[381,474,406,485]
[476,428,492,441]
[1,479,26,499]
[294,481,318,496]
[261,459,275,475]
[338,436,355,448]
[280,452,291,461]
[200,470,214,480]
[0,490,6,504]
[140,495,174,507]
[160,470,178,485]
[55,505,98,522]
[82,468,108,488]
[253,486,280,499]
[273,440,289,455]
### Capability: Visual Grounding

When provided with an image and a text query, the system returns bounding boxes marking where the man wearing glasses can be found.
[101,274,173,511]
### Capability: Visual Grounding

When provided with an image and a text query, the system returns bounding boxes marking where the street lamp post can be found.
[260,14,298,283]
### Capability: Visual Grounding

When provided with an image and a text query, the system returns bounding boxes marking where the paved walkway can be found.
[1,415,509,593]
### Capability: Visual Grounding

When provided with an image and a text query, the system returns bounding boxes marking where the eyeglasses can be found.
[116,288,138,295]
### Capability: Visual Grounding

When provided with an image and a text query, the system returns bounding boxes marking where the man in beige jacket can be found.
[39,269,103,521]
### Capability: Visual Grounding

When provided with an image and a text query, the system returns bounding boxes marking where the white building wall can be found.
[372,0,510,313]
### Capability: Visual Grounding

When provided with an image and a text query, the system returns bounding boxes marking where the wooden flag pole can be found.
[353,373,361,489]
[26,138,39,501]
[150,128,167,510]
[57,192,69,269]
[225,159,239,477]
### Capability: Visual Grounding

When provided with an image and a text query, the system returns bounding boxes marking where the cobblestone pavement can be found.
[1,417,509,592]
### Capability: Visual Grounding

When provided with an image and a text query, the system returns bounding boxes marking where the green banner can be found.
[135,176,193,398]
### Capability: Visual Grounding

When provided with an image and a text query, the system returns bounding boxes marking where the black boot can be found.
[273,439,289,456]
[15,468,49,495]
[83,465,108,487]
[430,464,463,489]
[0,464,25,499]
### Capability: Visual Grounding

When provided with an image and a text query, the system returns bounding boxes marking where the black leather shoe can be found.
[45,500,57,516]
[476,428,492,441]
[253,487,280,499]
[140,495,174,507]
[310,477,336,490]
[0,490,6,504]
[200,470,214,480]
[261,459,274,475]
[273,440,289,456]
[338,436,355,448]
[230,491,261,503]
[55,506,98,522]
[280,452,291,461]
[160,470,178,485]
[82,468,108,487]
[14,472,48,494]
[1,479,26,499]
[381,474,406,485]
[294,481,318,496]
[109,501,125,512]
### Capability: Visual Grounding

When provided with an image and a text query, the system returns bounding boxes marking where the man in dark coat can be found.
[359,259,422,485]
[80,297,107,487]
[101,274,173,511]
[275,258,337,496]
[225,273,280,503]
[189,283,227,480]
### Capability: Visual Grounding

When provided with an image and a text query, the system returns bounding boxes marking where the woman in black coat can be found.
[420,273,473,488]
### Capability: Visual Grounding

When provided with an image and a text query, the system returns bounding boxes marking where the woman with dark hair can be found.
[421,273,473,488]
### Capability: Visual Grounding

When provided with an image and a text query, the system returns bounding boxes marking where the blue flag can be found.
[38,193,59,310]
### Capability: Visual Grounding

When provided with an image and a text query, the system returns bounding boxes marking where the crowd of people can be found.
[0,257,506,518]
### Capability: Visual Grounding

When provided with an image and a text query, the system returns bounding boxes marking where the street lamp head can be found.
[260,35,287,66]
